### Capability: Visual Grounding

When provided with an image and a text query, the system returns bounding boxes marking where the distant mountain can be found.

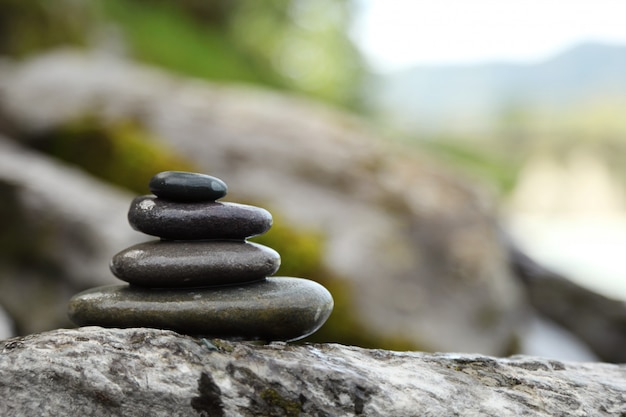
[371,42,626,133]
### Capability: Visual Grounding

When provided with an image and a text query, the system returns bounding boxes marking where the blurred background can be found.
[0,0,625,362]
[357,0,626,303]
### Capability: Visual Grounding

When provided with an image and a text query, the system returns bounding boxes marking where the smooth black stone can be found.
[110,240,280,288]
[67,278,334,341]
[128,196,272,240]
[149,171,227,202]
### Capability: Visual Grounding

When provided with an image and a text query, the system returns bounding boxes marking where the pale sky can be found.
[352,0,626,71]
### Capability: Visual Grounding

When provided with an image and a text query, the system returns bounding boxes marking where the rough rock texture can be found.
[0,327,624,417]
[0,136,143,334]
[0,50,526,355]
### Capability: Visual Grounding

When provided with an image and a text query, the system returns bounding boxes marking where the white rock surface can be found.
[0,327,624,416]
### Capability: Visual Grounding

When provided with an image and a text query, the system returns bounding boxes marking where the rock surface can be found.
[0,327,624,417]
[0,50,526,355]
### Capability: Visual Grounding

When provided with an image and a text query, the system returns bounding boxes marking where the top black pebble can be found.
[149,171,228,202]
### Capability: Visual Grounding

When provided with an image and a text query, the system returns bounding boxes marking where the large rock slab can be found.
[0,327,624,416]
[0,50,526,355]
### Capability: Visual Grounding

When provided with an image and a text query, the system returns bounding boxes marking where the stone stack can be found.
[68,171,333,341]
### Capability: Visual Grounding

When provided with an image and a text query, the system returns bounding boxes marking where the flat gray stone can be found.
[128,196,272,240]
[149,171,227,202]
[67,278,334,341]
[110,240,280,287]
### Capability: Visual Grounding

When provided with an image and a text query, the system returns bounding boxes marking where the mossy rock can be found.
[259,388,302,417]
[26,115,197,194]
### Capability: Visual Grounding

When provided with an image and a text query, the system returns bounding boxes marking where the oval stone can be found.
[128,196,272,240]
[67,278,334,341]
[149,171,228,202]
[110,240,280,288]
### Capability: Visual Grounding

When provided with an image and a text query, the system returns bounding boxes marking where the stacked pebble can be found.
[68,171,333,342]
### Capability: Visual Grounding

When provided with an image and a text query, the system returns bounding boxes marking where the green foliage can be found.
[27,116,197,194]
[100,0,282,86]
[0,0,365,108]
[230,0,365,107]
[100,0,364,107]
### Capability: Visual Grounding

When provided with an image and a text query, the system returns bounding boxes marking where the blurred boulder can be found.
[0,136,143,334]
[511,246,626,362]
[0,50,527,354]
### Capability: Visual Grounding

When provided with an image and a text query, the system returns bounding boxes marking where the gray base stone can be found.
[1,327,624,417]
[68,278,333,341]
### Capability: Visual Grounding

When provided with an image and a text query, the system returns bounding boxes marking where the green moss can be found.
[251,213,324,277]
[27,115,197,194]
[209,339,235,353]
[260,388,301,417]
